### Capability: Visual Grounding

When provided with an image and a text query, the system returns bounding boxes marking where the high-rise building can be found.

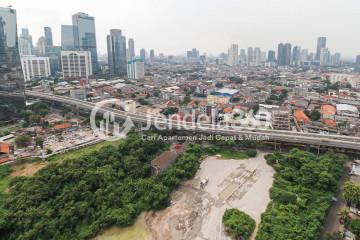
[239,49,247,64]
[21,55,51,82]
[72,12,99,72]
[45,46,62,74]
[356,55,360,65]
[320,48,331,66]
[292,46,301,66]
[254,47,262,66]
[316,37,326,61]
[61,51,92,80]
[330,53,341,66]
[128,38,135,60]
[300,49,309,64]
[127,58,145,80]
[0,7,25,122]
[36,36,47,56]
[149,49,155,61]
[107,29,127,76]
[227,44,238,66]
[61,25,76,50]
[44,27,53,47]
[140,48,146,61]
[267,50,276,62]
[18,28,33,56]
[247,47,254,66]
[277,43,292,66]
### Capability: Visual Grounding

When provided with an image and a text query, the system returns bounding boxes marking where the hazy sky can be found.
[3,0,360,59]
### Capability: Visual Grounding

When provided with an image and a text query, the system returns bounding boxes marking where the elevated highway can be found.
[25,90,360,151]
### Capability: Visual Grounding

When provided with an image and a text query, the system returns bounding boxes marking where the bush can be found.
[245,149,257,158]
[222,208,256,240]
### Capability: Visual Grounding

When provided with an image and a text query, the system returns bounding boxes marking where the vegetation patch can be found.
[256,149,346,240]
[223,208,256,240]
[0,131,202,239]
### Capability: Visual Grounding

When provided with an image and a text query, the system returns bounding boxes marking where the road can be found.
[25,90,360,151]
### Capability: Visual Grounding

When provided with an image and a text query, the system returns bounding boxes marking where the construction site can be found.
[96,152,275,240]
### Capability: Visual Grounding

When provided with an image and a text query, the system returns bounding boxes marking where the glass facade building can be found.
[107,29,127,76]
[72,12,98,73]
[0,7,25,124]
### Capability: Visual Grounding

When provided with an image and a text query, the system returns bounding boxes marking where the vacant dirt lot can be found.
[11,162,48,177]
[145,151,275,240]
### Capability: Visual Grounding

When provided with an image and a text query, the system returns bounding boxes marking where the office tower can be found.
[356,55,360,65]
[330,53,341,66]
[72,12,99,72]
[277,43,292,66]
[128,38,135,60]
[18,28,33,55]
[227,44,239,66]
[61,25,76,50]
[320,48,331,66]
[187,48,199,61]
[61,51,92,80]
[21,56,51,82]
[140,48,146,61]
[149,49,155,61]
[36,36,47,56]
[44,27,53,46]
[107,29,127,76]
[0,7,25,122]
[316,37,326,61]
[247,47,254,66]
[254,47,262,66]
[300,49,309,64]
[267,50,276,62]
[292,46,301,66]
[127,58,145,80]
[239,49,247,64]
[46,46,62,74]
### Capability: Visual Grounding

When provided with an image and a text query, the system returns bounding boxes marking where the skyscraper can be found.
[36,36,47,56]
[61,25,76,50]
[44,27,53,47]
[267,50,276,62]
[356,55,360,65]
[247,47,254,66]
[254,47,262,66]
[140,48,146,61]
[0,7,25,122]
[316,37,326,61]
[277,43,292,66]
[72,12,99,72]
[292,46,301,66]
[127,57,145,80]
[107,29,127,76]
[18,28,33,55]
[227,44,238,66]
[128,38,135,60]
[149,49,155,62]
[320,48,331,66]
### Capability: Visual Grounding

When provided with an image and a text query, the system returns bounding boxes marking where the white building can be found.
[127,58,145,80]
[336,104,359,118]
[227,44,239,66]
[61,51,92,80]
[21,55,51,82]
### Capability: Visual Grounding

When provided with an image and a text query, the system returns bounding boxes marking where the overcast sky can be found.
[3,0,360,59]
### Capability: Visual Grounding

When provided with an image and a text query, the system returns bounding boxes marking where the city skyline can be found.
[2,0,360,59]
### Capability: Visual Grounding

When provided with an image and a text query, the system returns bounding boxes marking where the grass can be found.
[218,150,250,160]
[0,176,11,192]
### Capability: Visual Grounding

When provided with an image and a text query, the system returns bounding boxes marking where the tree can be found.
[35,137,44,149]
[222,209,256,240]
[310,110,321,121]
[14,135,32,148]
[348,218,360,238]
[215,82,224,88]
[343,181,360,206]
